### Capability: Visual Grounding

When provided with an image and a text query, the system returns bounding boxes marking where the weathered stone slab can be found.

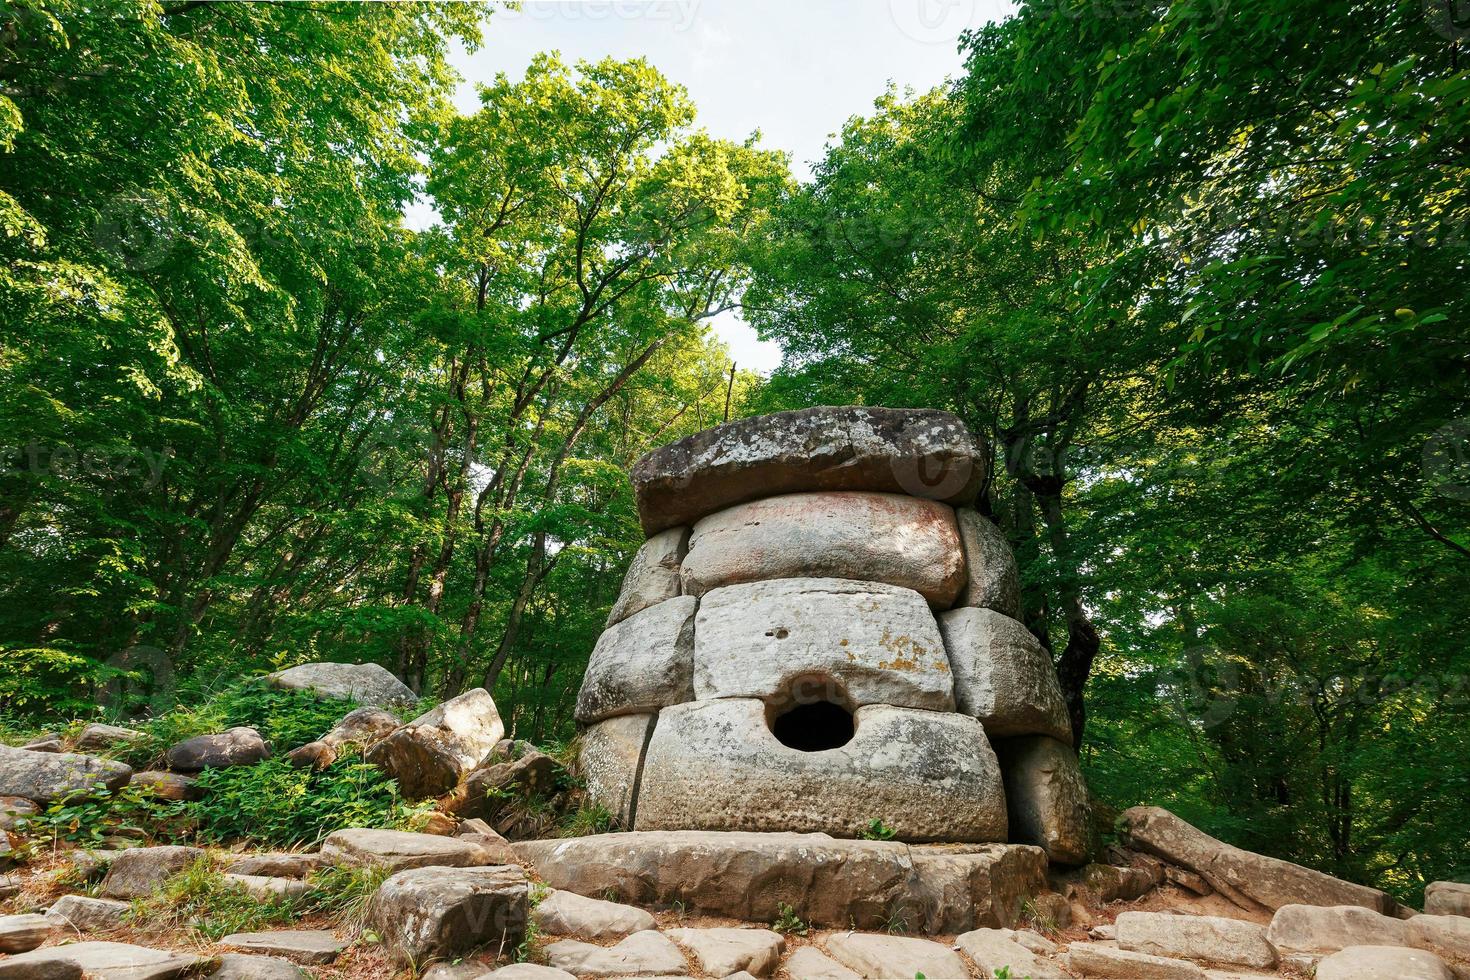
[74,723,147,753]
[211,954,309,979]
[955,509,1022,617]
[631,406,984,534]
[480,967,578,980]
[1317,944,1453,980]
[128,771,202,801]
[0,797,38,831]
[0,914,52,953]
[370,865,528,965]
[907,845,1049,932]
[956,928,1065,978]
[680,492,965,607]
[1065,944,1208,979]
[366,688,504,798]
[995,735,1092,864]
[579,714,653,828]
[939,608,1072,742]
[265,661,416,706]
[574,596,697,724]
[1117,911,1276,969]
[223,873,309,901]
[666,927,784,977]
[533,888,655,940]
[825,933,969,980]
[447,748,558,822]
[291,705,404,769]
[320,828,498,872]
[0,941,204,979]
[164,727,270,772]
[45,894,131,932]
[222,851,322,879]
[693,578,954,712]
[0,745,133,804]
[1265,903,1410,954]
[99,845,206,900]
[607,526,689,627]
[220,930,349,965]
[1120,806,1395,913]
[636,699,1005,842]
[785,947,861,980]
[1425,881,1470,917]
[1407,913,1470,962]
[544,930,688,976]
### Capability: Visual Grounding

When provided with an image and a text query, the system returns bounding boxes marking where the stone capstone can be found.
[938,607,1072,743]
[824,933,969,980]
[679,492,965,607]
[665,927,784,977]
[365,688,504,798]
[1316,945,1453,980]
[1115,910,1277,969]
[635,699,1006,842]
[265,661,416,706]
[99,845,205,900]
[607,526,689,627]
[995,735,1092,864]
[630,406,984,534]
[163,727,270,773]
[543,929,688,976]
[320,828,500,872]
[0,745,133,804]
[578,713,654,828]
[692,578,955,712]
[532,888,656,940]
[574,596,697,724]
[955,509,1022,617]
[369,864,529,965]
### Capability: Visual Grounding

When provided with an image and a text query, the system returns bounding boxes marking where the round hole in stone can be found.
[769,699,855,752]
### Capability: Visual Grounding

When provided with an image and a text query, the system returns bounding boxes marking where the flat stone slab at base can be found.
[212,953,309,978]
[514,831,1047,934]
[219,929,349,964]
[1064,944,1208,979]
[825,933,970,980]
[0,941,204,979]
[1316,944,1453,980]
[544,930,688,976]
[533,888,656,939]
[785,947,860,980]
[319,827,500,871]
[665,927,784,977]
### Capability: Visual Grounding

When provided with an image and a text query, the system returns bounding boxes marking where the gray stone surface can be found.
[45,894,131,932]
[607,526,689,627]
[1120,806,1395,913]
[532,888,656,940]
[219,930,348,965]
[369,864,528,965]
[1316,945,1453,980]
[939,607,1072,743]
[210,954,310,979]
[665,927,784,977]
[784,947,861,980]
[631,406,984,534]
[824,933,969,980]
[99,845,206,900]
[320,828,500,872]
[955,928,1065,978]
[680,492,965,607]
[1406,913,1470,962]
[1265,903,1410,954]
[0,941,203,979]
[1425,881,1470,917]
[574,596,697,724]
[222,873,309,900]
[544,930,688,976]
[0,914,52,953]
[481,967,579,980]
[635,699,1006,842]
[906,846,1051,933]
[0,796,38,831]
[0,745,133,804]
[1065,944,1208,979]
[74,723,147,753]
[692,578,954,712]
[265,661,416,706]
[164,727,270,772]
[366,688,504,798]
[579,713,654,829]
[221,851,322,879]
[128,771,202,801]
[1116,911,1276,969]
[955,509,1022,617]
[995,735,1092,864]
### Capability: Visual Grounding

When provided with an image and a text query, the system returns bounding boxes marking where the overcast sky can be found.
[433,0,1017,372]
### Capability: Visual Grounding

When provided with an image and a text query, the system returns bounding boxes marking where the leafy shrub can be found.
[22,783,188,850]
[859,818,897,841]
[144,856,300,940]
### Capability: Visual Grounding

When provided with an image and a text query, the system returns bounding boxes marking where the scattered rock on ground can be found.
[370,864,528,965]
[288,706,402,770]
[0,914,53,953]
[17,736,62,753]
[164,727,270,773]
[1065,943,1209,979]
[0,744,133,804]
[128,771,202,801]
[74,723,147,753]
[784,946,861,980]
[479,966,578,980]
[1425,881,1470,917]
[532,888,656,940]
[1316,944,1453,980]
[0,797,38,831]
[69,848,122,882]
[543,929,688,977]
[607,525,689,627]
[320,827,501,872]
[825,933,970,980]
[366,688,504,798]
[45,894,131,932]
[1406,913,1470,961]
[221,851,321,878]
[210,953,309,979]
[222,873,309,900]
[99,844,206,900]
[265,661,416,706]
[1116,910,1277,970]
[665,927,784,977]
[219,929,349,965]
[449,747,558,821]
[0,940,203,979]
[955,927,1064,978]
[1265,903,1410,954]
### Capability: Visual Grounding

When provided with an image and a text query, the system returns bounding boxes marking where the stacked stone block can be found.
[576,406,1092,862]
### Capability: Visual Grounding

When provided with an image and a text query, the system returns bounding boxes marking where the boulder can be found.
[289,706,402,769]
[99,844,205,900]
[265,661,416,706]
[607,526,689,627]
[630,406,984,534]
[1407,913,1470,961]
[0,914,53,953]
[938,608,1072,743]
[164,727,270,772]
[45,894,131,932]
[824,933,969,980]
[0,797,38,831]
[635,699,1006,842]
[666,927,783,977]
[365,688,504,798]
[1317,944,1454,980]
[544,929,688,976]
[1265,903,1410,954]
[320,828,499,872]
[579,713,654,828]
[955,509,1022,617]
[995,735,1093,864]
[74,723,147,753]
[1120,806,1395,913]
[532,888,655,939]
[211,954,309,979]
[0,745,132,804]
[574,596,697,724]
[0,941,204,979]
[128,771,202,801]
[1116,911,1276,969]
[680,492,965,607]
[955,928,1065,978]
[222,852,322,878]
[1064,944,1208,979]
[223,873,309,900]
[369,864,528,965]
[479,967,577,980]
[514,831,1044,934]
[1425,881,1470,917]
[220,930,349,965]
[692,578,955,712]
[69,848,123,882]
[448,748,558,820]
[785,947,861,980]
[18,736,62,753]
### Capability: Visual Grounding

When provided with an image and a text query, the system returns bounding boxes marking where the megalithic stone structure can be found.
[575,406,1093,862]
